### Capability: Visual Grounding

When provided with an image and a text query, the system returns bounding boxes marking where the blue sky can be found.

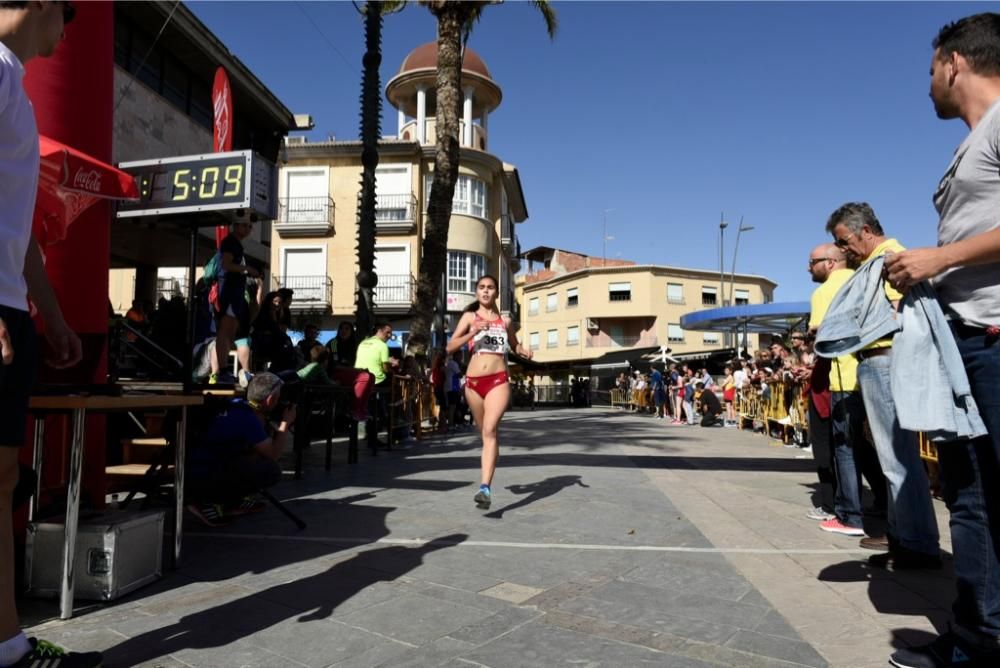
[190,1,981,302]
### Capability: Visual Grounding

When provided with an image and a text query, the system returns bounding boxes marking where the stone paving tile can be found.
[725,629,829,668]
[337,592,495,646]
[462,620,712,667]
[446,606,542,645]
[240,617,392,668]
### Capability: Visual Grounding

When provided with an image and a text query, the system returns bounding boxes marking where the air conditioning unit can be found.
[284,135,307,146]
[586,318,599,330]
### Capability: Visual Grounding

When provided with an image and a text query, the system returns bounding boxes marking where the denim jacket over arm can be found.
[815,255,986,442]
[814,256,900,357]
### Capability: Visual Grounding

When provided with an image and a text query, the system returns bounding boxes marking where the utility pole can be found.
[719,214,728,305]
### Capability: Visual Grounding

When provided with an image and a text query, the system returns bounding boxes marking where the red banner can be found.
[213,67,233,246]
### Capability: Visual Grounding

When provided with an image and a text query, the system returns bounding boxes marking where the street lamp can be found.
[729,217,754,304]
[602,208,615,266]
[718,214,729,305]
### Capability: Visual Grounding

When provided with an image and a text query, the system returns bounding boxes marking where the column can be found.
[397,107,405,137]
[462,88,474,147]
[480,109,488,149]
[416,86,427,145]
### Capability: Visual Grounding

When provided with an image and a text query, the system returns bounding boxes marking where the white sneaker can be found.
[806,506,835,521]
[238,370,253,389]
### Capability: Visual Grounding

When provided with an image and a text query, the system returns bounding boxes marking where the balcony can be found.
[500,214,514,252]
[399,118,488,151]
[373,274,415,313]
[585,334,658,349]
[375,193,418,233]
[275,196,335,237]
[275,275,332,312]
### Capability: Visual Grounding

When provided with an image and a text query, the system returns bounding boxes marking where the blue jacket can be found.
[816,255,986,442]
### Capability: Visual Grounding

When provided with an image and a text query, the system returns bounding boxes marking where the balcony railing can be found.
[585,334,658,348]
[276,196,335,237]
[500,214,514,252]
[274,275,332,311]
[374,274,415,307]
[375,193,417,232]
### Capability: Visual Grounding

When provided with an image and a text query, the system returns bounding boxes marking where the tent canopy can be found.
[679,302,811,334]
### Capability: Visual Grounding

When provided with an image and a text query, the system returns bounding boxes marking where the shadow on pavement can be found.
[104,533,468,666]
[817,558,954,648]
[484,475,590,519]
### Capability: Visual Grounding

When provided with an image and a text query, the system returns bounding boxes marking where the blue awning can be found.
[680,302,811,333]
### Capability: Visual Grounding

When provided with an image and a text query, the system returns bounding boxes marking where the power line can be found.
[114,0,182,113]
[294,1,356,74]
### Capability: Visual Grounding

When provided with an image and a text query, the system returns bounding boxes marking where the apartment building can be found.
[272,43,526,337]
[518,247,777,364]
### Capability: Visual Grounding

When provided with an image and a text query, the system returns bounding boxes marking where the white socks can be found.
[0,632,31,667]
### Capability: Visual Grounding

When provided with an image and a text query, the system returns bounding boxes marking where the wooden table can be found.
[28,394,203,619]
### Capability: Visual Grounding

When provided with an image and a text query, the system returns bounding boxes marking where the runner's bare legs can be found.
[466,382,510,487]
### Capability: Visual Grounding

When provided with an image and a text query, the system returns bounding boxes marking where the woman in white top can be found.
[447,275,531,509]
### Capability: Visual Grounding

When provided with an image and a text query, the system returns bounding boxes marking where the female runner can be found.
[447,275,532,509]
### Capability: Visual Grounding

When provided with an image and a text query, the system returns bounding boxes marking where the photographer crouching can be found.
[186,372,296,526]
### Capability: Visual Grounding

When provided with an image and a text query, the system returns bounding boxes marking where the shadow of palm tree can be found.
[484,475,589,519]
[104,533,468,666]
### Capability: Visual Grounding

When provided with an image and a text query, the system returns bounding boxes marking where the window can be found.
[529,332,540,351]
[546,293,558,312]
[668,324,685,342]
[424,174,489,218]
[609,281,631,302]
[528,297,539,316]
[547,329,558,348]
[566,287,579,308]
[567,325,580,345]
[734,288,750,306]
[703,332,721,345]
[447,251,486,293]
[701,286,718,306]
[667,283,684,304]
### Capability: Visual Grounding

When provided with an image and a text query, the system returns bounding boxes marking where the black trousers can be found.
[809,398,838,513]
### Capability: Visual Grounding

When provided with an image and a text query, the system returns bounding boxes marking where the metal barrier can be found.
[388,376,435,442]
[737,382,808,443]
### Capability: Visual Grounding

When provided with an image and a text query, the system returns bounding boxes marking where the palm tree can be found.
[355,0,403,340]
[407,0,556,357]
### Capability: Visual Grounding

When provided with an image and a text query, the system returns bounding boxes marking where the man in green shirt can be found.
[354,322,397,386]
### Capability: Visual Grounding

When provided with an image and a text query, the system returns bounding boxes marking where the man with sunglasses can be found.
[0,3,100,667]
[882,13,1000,668]
[825,203,941,574]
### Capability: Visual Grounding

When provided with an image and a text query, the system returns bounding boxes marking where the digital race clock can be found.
[116,149,277,220]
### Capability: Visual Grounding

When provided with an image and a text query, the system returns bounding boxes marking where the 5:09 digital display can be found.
[138,156,245,205]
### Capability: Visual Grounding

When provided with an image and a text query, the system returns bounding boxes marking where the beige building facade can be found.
[518,248,777,365]
[272,43,526,338]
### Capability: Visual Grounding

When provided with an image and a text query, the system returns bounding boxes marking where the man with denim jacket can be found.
[884,13,1000,668]
[826,203,941,574]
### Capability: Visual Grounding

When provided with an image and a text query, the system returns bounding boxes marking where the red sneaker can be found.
[819,518,864,536]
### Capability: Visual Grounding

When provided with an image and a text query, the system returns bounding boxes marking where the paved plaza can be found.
[22,408,954,667]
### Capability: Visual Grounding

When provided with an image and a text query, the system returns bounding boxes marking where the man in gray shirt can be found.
[885,12,1000,668]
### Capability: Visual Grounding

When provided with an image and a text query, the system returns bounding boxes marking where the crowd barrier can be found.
[387,375,436,441]
[737,382,808,444]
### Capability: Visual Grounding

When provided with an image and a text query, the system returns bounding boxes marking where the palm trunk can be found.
[355,2,383,340]
[408,4,470,357]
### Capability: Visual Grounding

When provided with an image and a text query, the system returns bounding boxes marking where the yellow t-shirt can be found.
[861,238,905,351]
[810,268,858,392]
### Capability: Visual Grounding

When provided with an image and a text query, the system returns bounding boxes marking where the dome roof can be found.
[397,42,493,80]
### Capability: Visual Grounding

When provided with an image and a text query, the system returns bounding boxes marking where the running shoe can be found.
[474,486,492,509]
[228,494,266,516]
[806,506,836,521]
[819,518,865,536]
[9,638,103,667]
[187,503,229,527]
[238,369,253,389]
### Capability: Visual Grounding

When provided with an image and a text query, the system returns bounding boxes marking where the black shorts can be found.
[0,305,37,447]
